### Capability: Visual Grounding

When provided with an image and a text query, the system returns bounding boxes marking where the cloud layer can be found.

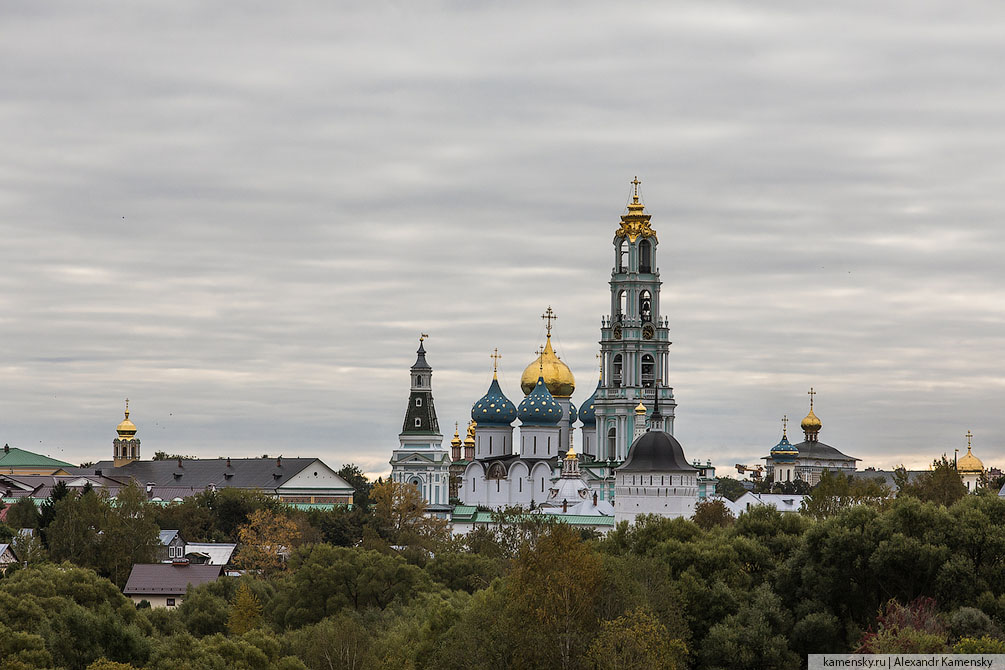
[2,1,1004,476]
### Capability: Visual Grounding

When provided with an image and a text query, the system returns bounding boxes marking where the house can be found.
[184,542,237,566]
[122,562,224,608]
[0,543,18,572]
[723,492,807,516]
[158,530,186,562]
[0,444,75,476]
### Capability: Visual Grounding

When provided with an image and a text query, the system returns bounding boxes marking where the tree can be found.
[337,464,373,508]
[506,523,602,670]
[801,471,890,520]
[5,497,40,530]
[227,582,263,635]
[11,531,47,566]
[585,608,687,670]
[692,499,735,530]
[234,509,303,576]
[296,613,376,670]
[856,597,948,653]
[899,456,967,506]
[714,476,748,502]
[98,480,160,588]
[370,480,449,551]
[45,489,104,569]
[700,584,799,670]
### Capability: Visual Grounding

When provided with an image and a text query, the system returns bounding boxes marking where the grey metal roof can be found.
[790,440,859,462]
[184,543,236,565]
[616,430,697,473]
[159,530,180,546]
[68,457,347,492]
[123,563,223,596]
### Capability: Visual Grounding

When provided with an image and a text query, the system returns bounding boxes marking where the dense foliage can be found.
[3,465,1005,669]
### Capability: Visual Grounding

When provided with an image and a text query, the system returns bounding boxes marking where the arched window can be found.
[416,376,422,386]
[639,290,652,323]
[415,397,422,407]
[639,239,652,273]
[612,354,623,387]
[607,428,616,460]
[617,239,628,272]
[641,354,655,388]
[617,290,626,322]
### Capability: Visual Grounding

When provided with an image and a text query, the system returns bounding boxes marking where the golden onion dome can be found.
[463,421,476,448]
[635,402,647,415]
[800,408,822,433]
[957,446,984,473]
[116,406,137,440]
[450,423,462,448]
[520,335,575,398]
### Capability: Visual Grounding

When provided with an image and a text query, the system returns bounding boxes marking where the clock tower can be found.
[595,178,675,460]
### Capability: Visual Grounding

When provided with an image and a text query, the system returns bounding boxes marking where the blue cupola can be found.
[568,401,577,427]
[518,376,563,425]
[770,433,798,464]
[471,377,518,425]
[578,378,600,426]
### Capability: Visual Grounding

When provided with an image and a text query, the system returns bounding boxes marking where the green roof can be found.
[0,447,74,469]
[454,510,615,527]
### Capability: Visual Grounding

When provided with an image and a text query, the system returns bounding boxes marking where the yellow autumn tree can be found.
[227,581,263,635]
[234,508,302,575]
[370,480,449,551]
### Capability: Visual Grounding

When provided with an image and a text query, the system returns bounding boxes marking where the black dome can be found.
[617,430,697,473]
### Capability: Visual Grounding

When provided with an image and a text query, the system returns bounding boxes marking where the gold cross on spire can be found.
[631,176,641,203]
[967,430,973,449]
[541,306,557,337]
[536,345,545,373]
[781,414,788,437]
[807,387,816,409]
[490,348,502,378]
[124,398,130,418]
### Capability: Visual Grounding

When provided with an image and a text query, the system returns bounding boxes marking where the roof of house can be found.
[159,530,181,546]
[184,543,236,565]
[0,446,74,469]
[68,457,351,493]
[122,563,223,596]
[0,544,16,562]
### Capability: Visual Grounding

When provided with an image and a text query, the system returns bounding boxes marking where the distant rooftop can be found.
[0,446,74,470]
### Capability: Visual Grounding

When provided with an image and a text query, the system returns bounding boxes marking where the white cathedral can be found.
[390,180,706,524]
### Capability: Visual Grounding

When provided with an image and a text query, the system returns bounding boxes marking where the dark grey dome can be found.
[617,430,697,473]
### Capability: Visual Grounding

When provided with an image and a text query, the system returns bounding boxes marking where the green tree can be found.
[99,481,160,587]
[700,584,799,670]
[801,470,890,520]
[899,456,967,506]
[46,489,104,569]
[506,523,602,670]
[295,613,376,670]
[227,582,264,635]
[713,476,748,502]
[337,464,373,508]
[692,499,735,530]
[5,497,40,530]
[0,621,52,670]
[369,480,449,551]
[585,607,687,670]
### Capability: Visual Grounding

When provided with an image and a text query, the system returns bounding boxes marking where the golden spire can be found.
[800,387,822,439]
[616,176,656,241]
[450,422,462,448]
[491,348,502,380]
[781,414,788,438]
[566,443,577,460]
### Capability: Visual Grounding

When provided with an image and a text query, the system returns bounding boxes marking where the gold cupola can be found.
[116,400,137,440]
[801,387,822,442]
[635,402,647,416]
[520,306,576,398]
[957,430,984,473]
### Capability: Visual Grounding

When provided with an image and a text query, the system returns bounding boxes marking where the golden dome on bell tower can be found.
[800,387,822,441]
[519,307,576,398]
[116,399,137,440]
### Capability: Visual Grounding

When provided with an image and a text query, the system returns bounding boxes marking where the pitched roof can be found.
[184,543,236,565]
[122,563,223,596]
[0,447,74,469]
[68,457,351,493]
[159,530,181,546]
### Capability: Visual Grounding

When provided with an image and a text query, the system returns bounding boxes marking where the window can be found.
[639,239,652,273]
[166,598,176,607]
[416,376,422,385]
[641,354,655,388]
[415,397,422,407]
[618,239,628,272]
[639,290,652,322]
[519,478,522,492]
[612,354,623,387]
[607,428,616,459]
[414,418,421,427]
[617,290,627,321]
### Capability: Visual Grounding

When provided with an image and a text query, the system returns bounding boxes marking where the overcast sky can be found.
[3,1,1004,478]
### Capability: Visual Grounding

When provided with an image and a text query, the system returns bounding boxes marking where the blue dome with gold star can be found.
[471,377,517,426]
[568,401,577,426]
[577,378,600,426]
[770,434,798,464]
[518,376,563,426]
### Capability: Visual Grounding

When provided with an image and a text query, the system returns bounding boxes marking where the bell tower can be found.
[595,178,676,460]
[113,399,141,467]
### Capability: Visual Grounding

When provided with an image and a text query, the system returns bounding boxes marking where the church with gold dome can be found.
[763,388,859,485]
[387,179,715,516]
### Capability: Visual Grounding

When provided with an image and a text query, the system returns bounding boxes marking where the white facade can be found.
[613,469,698,524]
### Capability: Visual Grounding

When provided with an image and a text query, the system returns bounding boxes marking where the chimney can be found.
[593,491,598,506]
[146,482,154,495]
[226,457,231,467]
[562,498,568,513]
[177,457,183,468]
[276,456,282,467]
[3,444,8,454]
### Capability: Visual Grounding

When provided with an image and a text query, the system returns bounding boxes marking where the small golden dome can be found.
[958,433,984,473]
[520,335,575,398]
[116,403,137,440]
[635,402,647,415]
[450,423,462,448]
[463,421,476,448]
[566,444,577,460]
[800,408,821,433]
